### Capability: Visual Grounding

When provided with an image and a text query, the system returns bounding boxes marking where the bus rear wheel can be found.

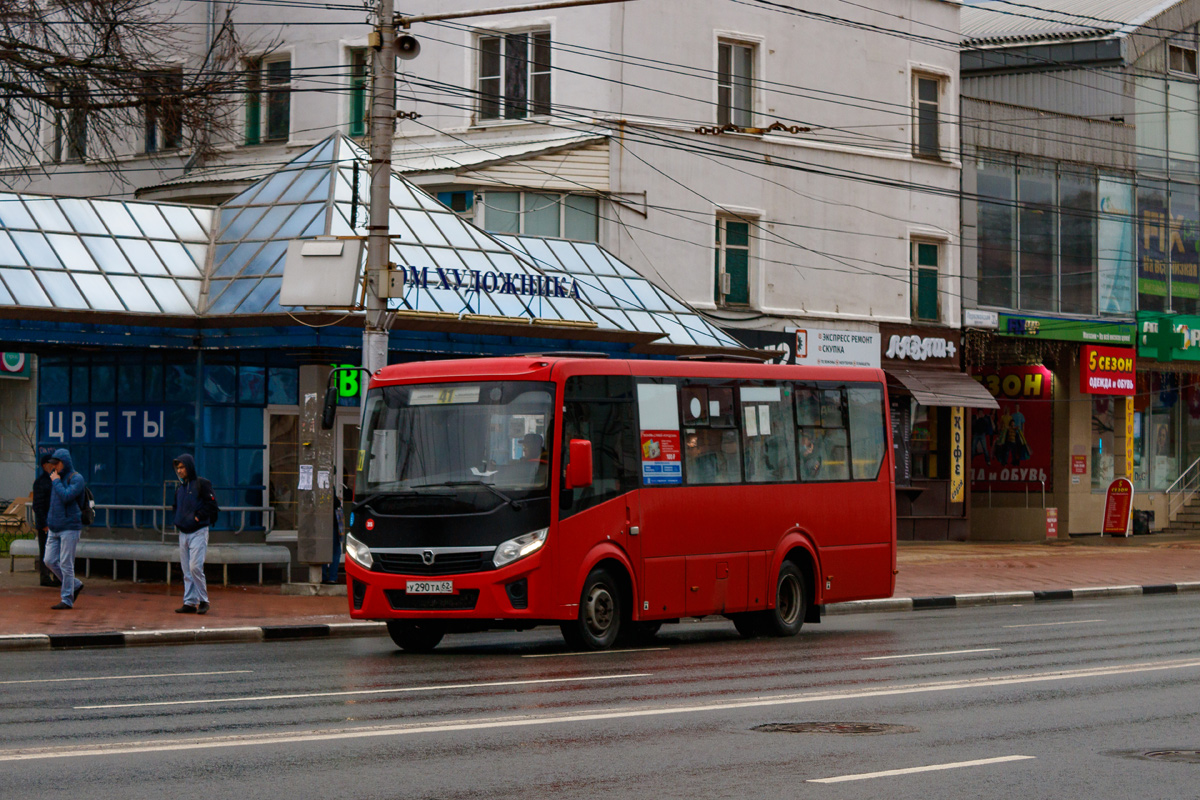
[561,568,622,650]
[760,562,806,637]
[386,620,445,652]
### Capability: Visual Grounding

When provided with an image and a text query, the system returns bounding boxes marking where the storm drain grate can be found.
[1142,750,1200,764]
[754,722,917,735]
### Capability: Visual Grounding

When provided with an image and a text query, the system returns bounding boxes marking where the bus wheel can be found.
[386,620,445,652]
[761,562,806,637]
[562,568,622,650]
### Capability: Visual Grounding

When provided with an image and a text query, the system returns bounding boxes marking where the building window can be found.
[245,56,291,145]
[715,217,752,306]
[478,29,551,121]
[480,191,598,240]
[1169,44,1198,76]
[51,82,88,163]
[348,48,369,137]
[437,191,476,220]
[144,68,183,153]
[912,240,940,322]
[717,41,754,127]
[913,73,941,158]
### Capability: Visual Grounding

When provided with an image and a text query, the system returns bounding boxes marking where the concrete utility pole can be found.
[363,0,396,384]
[361,0,633,382]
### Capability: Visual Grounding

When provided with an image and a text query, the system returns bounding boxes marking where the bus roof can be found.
[369,355,887,387]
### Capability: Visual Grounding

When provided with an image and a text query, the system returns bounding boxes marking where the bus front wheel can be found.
[761,562,806,637]
[386,620,445,652]
[562,568,622,650]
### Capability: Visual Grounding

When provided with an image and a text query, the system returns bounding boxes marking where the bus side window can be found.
[848,385,886,480]
[798,386,850,481]
[684,428,741,484]
[561,376,638,518]
[741,384,797,483]
[795,385,821,427]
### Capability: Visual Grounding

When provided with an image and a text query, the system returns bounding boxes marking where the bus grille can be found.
[385,589,480,611]
[373,551,494,576]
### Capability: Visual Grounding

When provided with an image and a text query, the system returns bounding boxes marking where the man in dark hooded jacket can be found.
[171,454,218,614]
[44,448,85,609]
[31,453,59,587]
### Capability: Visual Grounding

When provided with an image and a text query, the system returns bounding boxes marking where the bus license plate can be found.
[407,580,453,594]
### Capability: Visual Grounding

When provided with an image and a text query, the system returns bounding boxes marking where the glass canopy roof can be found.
[0,135,739,350]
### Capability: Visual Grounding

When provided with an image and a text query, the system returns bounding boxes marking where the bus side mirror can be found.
[565,439,593,489]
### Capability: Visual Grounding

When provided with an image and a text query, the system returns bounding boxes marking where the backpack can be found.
[77,486,96,526]
[199,478,220,526]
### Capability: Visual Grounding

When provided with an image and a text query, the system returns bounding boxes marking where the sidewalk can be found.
[4,534,1200,644]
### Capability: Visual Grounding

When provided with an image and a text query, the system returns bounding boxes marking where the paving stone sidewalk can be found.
[3,536,1200,644]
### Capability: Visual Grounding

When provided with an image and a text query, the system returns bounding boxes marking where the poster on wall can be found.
[970,365,1054,493]
[1098,177,1134,315]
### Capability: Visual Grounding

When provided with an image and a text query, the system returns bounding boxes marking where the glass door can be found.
[336,412,360,503]
[268,411,299,533]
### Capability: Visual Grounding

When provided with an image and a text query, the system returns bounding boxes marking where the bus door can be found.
[557,374,642,612]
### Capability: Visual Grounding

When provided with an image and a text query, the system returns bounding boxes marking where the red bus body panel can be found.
[346,356,896,625]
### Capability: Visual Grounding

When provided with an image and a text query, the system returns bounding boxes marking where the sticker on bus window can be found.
[410,386,481,405]
[641,430,682,485]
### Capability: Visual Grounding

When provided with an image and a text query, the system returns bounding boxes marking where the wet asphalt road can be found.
[4,596,1200,799]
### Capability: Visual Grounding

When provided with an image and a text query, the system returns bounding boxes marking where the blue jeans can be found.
[45,529,83,606]
[179,528,209,606]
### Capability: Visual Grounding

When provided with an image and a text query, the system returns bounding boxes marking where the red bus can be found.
[344,355,895,651]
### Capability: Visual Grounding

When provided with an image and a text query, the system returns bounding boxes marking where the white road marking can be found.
[0,670,252,686]
[808,755,1036,784]
[1002,619,1104,629]
[522,648,670,659]
[862,648,999,661]
[74,673,651,710]
[9,656,1197,762]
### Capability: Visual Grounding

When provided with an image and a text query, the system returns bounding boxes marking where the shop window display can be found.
[1091,396,1116,490]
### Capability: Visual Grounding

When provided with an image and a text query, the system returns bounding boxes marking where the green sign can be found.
[998,314,1135,346]
[0,353,30,379]
[1137,313,1200,362]
[333,364,361,397]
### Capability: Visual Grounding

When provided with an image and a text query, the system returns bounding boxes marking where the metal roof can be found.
[0,135,739,350]
[962,0,1180,46]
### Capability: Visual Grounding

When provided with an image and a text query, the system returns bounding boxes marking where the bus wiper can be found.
[353,491,415,513]
[411,481,523,510]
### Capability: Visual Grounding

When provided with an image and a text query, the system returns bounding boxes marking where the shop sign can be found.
[998,314,1135,346]
[963,309,999,330]
[0,353,30,379]
[970,365,1053,492]
[1079,345,1135,396]
[1137,314,1200,361]
[1045,507,1058,539]
[794,328,880,368]
[880,325,960,366]
[949,406,965,503]
[1102,477,1134,536]
[43,405,168,443]
[1071,455,1088,475]
[395,266,580,300]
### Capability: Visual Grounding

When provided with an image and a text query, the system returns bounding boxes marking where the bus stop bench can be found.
[9,539,291,585]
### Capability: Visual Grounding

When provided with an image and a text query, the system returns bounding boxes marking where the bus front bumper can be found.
[344,554,555,621]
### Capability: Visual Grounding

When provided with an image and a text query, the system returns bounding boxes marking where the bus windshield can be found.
[357,381,555,495]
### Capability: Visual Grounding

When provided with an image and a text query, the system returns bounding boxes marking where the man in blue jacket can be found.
[172,454,218,614]
[44,448,85,610]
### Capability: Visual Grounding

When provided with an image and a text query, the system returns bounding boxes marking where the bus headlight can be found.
[345,532,374,570]
[493,528,548,568]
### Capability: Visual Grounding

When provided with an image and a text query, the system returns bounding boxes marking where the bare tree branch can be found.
[0,0,257,180]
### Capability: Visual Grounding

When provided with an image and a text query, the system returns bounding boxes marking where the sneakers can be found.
[175,604,198,614]
[40,575,62,588]
[72,583,84,602]
[197,601,210,615]
[51,602,72,610]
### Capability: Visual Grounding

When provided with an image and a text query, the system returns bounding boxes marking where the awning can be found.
[886,368,999,409]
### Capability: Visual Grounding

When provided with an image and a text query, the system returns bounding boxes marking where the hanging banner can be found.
[1098,176,1134,315]
[970,365,1053,492]
[949,406,965,503]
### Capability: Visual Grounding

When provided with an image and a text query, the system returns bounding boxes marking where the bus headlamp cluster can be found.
[493,528,548,568]
[345,532,374,570]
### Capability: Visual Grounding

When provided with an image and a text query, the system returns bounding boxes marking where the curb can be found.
[4,582,1199,652]
[0,621,386,652]
[823,581,1200,615]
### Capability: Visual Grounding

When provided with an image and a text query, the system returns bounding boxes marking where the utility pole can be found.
[363,0,396,385]
[361,0,633,383]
